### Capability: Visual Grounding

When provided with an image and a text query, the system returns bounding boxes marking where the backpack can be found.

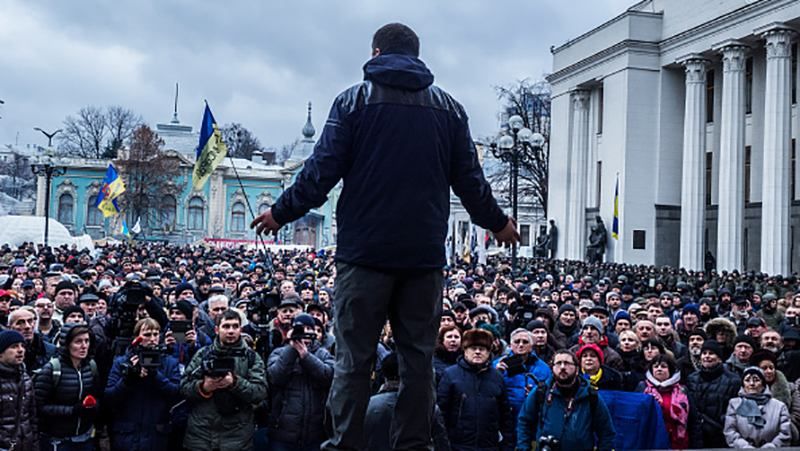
[48,357,98,388]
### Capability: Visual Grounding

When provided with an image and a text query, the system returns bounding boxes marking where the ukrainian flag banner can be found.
[96,164,125,217]
[612,174,620,240]
[192,103,228,190]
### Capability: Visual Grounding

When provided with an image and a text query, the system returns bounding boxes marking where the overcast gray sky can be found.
[0,0,632,152]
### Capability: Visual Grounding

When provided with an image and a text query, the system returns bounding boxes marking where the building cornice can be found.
[550,10,663,55]
[547,39,660,85]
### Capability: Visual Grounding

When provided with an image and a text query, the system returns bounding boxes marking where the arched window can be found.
[258,203,270,215]
[57,194,73,225]
[86,195,102,226]
[231,202,246,232]
[162,195,177,227]
[187,197,204,230]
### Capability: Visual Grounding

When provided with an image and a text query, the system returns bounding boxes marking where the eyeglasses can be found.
[553,361,577,367]
[512,339,531,345]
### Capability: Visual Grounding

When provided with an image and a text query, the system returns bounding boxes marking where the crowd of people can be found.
[0,240,800,450]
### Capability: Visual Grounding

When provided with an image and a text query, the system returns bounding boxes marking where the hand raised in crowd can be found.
[250,209,281,236]
[185,329,197,345]
[164,331,176,347]
[495,360,508,373]
[287,329,309,358]
[494,216,521,245]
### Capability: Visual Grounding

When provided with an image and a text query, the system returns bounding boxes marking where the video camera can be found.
[245,291,281,329]
[136,345,168,370]
[289,324,316,342]
[201,347,246,378]
[110,280,152,339]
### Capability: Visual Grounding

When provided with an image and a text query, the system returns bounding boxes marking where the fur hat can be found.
[462,329,493,351]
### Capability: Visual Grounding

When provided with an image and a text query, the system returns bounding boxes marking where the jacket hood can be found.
[704,317,737,344]
[363,53,434,91]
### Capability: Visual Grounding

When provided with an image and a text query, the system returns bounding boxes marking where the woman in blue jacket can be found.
[104,318,181,451]
[437,328,513,450]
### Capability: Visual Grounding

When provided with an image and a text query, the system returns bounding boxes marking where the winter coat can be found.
[270,53,508,269]
[365,380,451,451]
[180,338,268,451]
[686,363,742,448]
[434,349,460,385]
[493,352,551,445]
[768,370,800,443]
[515,376,616,451]
[0,362,37,451]
[33,354,99,439]
[724,388,791,448]
[436,357,513,450]
[104,349,182,451]
[266,342,334,446]
[582,365,623,391]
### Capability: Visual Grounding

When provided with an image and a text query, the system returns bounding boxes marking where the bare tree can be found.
[116,125,185,235]
[58,106,107,158]
[486,79,551,215]
[221,123,263,160]
[105,106,143,159]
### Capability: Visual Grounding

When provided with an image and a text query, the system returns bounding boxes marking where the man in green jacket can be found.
[180,310,267,451]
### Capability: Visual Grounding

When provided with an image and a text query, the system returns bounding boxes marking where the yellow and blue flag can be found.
[612,174,619,240]
[96,164,125,217]
[192,103,228,190]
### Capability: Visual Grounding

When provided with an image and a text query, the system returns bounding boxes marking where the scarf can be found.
[736,390,772,429]
[643,371,690,444]
[587,368,603,389]
[578,335,609,349]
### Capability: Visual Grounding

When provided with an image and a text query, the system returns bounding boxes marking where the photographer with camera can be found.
[494,328,551,443]
[516,350,616,451]
[180,309,267,451]
[104,318,181,451]
[266,313,334,450]
[164,300,211,367]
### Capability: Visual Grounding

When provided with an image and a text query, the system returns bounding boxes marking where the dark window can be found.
[745,58,753,115]
[745,146,751,203]
[596,161,603,207]
[597,87,604,134]
[231,202,246,232]
[58,194,73,225]
[188,197,204,230]
[86,195,101,226]
[520,224,530,247]
[706,70,715,123]
[633,230,646,249]
[793,43,797,104]
[162,195,177,228]
[705,152,713,206]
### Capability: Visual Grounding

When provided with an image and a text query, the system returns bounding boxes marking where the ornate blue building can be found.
[34,104,338,248]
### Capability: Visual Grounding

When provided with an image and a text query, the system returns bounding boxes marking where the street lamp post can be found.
[33,127,62,148]
[31,143,66,249]
[490,114,545,275]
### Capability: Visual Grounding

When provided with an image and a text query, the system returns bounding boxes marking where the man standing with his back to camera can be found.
[251,23,519,450]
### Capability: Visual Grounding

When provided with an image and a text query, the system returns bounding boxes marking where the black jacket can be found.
[436,357,513,450]
[0,363,37,451]
[366,380,450,451]
[33,354,99,439]
[271,53,507,269]
[686,363,741,448]
[266,342,334,446]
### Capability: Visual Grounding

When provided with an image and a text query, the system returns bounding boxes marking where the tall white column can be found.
[713,40,748,271]
[677,55,709,270]
[758,24,796,275]
[566,89,590,260]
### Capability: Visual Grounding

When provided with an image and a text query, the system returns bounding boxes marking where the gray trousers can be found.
[322,263,443,451]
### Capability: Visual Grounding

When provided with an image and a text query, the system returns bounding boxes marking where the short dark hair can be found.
[217,309,241,326]
[372,23,420,57]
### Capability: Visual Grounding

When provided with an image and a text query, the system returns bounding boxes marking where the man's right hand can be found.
[202,376,221,394]
[250,209,281,236]
[494,216,521,245]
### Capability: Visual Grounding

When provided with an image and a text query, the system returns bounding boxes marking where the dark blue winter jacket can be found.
[492,352,551,421]
[436,357,513,450]
[104,349,182,451]
[516,376,616,451]
[271,53,507,269]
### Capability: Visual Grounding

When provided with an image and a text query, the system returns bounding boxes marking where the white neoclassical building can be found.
[547,0,800,274]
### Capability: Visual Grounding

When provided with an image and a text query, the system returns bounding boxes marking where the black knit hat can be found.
[701,340,723,358]
[61,305,86,323]
[170,300,194,319]
[55,280,76,295]
[734,334,757,350]
[0,330,25,353]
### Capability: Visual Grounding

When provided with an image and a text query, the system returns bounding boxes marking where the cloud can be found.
[0,0,632,150]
